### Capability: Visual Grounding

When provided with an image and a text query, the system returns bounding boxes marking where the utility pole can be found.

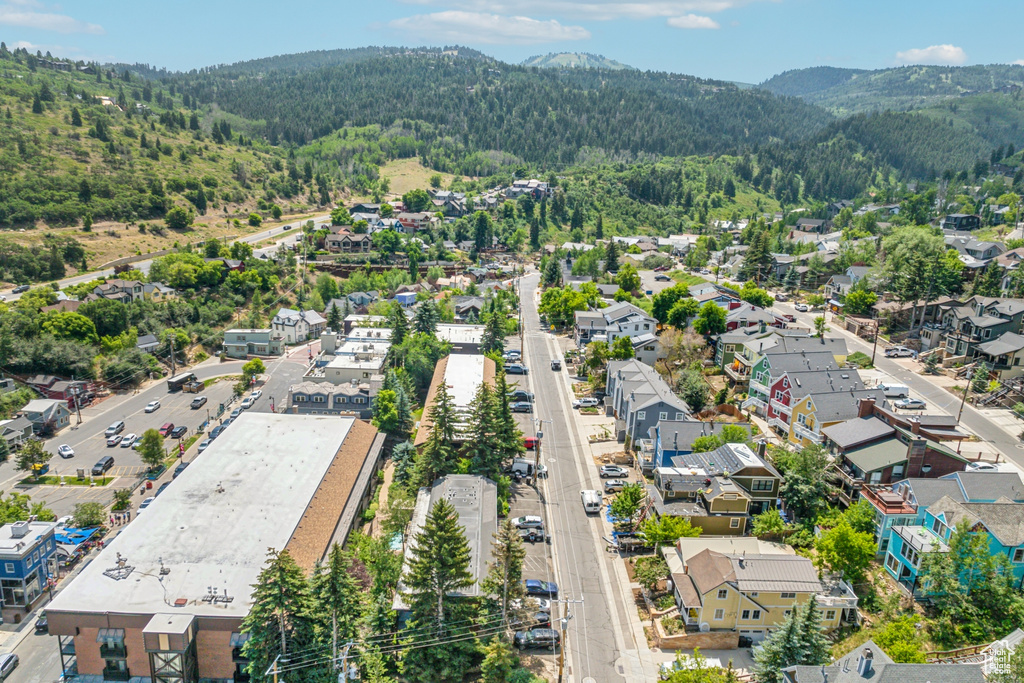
[553,600,583,683]
[265,654,283,683]
[169,337,176,377]
[533,418,551,480]
[958,365,975,423]
[870,320,879,366]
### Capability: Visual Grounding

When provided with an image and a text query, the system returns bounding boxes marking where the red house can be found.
[765,369,867,428]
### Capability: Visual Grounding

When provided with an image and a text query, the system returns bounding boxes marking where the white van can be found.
[581,490,602,514]
[879,383,910,398]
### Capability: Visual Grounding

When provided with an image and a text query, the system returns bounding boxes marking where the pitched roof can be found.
[669,442,778,477]
[785,640,986,682]
[842,438,908,474]
[763,350,840,374]
[822,416,895,450]
[686,548,735,595]
[929,496,1024,547]
[942,471,1024,502]
[728,553,823,593]
[977,331,1024,356]
[802,389,887,423]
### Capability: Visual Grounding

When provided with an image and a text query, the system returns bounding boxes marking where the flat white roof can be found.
[436,324,485,345]
[47,414,356,618]
[445,355,486,408]
[0,521,55,556]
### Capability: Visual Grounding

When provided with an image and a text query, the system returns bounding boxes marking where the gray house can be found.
[0,416,33,450]
[606,360,691,447]
[20,400,71,435]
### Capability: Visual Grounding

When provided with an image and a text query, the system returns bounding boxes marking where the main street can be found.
[519,272,654,682]
[775,300,1024,466]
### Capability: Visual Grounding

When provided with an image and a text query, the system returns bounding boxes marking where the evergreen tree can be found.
[923,350,939,374]
[464,382,499,477]
[0,437,10,463]
[400,498,478,682]
[70,107,82,127]
[480,636,519,683]
[474,210,493,252]
[481,519,527,624]
[604,239,620,273]
[542,256,562,287]
[189,112,200,130]
[311,544,363,664]
[539,198,547,226]
[723,177,737,198]
[782,266,800,292]
[392,440,417,484]
[752,603,804,683]
[481,310,505,355]
[529,217,540,250]
[327,301,342,331]
[388,303,409,345]
[595,213,604,239]
[971,261,1003,297]
[570,205,584,230]
[413,300,439,335]
[241,549,316,683]
[797,597,830,665]
[491,372,526,466]
[414,382,458,485]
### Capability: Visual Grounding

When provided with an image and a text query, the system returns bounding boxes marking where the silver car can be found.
[0,653,18,679]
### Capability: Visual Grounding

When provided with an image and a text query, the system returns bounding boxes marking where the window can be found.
[931,518,948,539]
[713,609,724,621]
[1013,548,1024,563]
[749,592,758,598]
[294,395,307,403]
[825,610,836,621]
[741,610,750,620]
[659,412,668,421]
[869,471,882,484]
[730,518,740,528]
[717,589,728,599]
[774,390,785,402]
[354,398,366,404]
[335,397,348,404]
[886,553,901,573]
[637,411,646,420]
[751,479,773,491]
[3,563,12,574]
[899,542,920,567]
[313,395,325,403]
[751,610,761,620]
[784,610,791,617]
[675,413,685,420]
[780,592,796,599]
[891,464,904,478]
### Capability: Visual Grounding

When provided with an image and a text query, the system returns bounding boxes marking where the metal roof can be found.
[842,438,907,474]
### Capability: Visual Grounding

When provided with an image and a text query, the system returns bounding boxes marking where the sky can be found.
[3,0,1024,83]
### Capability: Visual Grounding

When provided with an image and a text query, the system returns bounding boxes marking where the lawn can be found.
[378,158,462,197]
[669,271,709,288]
[22,475,112,486]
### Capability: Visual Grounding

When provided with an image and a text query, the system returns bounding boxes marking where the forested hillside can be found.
[521,52,635,71]
[164,54,833,169]
[758,66,866,99]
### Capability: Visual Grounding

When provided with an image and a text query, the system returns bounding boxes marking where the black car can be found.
[510,402,533,413]
[525,579,558,597]
[519,528,546,543]
[170,426,188,439]
[173,462,189,478]
[11,285,29,294]
[510,611,551,630]
[514,628,560,650]
[155,481,171,497]
[35,614,47,634]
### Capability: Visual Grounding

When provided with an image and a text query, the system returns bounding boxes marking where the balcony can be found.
[100,643,127,658]
[792,423,822,444]
[102,668,130,681]
[749,379,769,396]
[724,365,751,383]
[769,398,789,414]
[768,416,790,434]
[741,396,767,413]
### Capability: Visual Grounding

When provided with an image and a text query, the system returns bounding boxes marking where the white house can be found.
[272,308,327,344]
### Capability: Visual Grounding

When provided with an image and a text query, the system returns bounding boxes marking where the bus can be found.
[167,372,198,392]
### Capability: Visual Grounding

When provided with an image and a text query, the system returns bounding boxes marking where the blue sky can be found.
[3,0,1024,83]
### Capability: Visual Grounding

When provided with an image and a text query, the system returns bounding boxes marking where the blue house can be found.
[394,292,417,307]
[637,420,752,472]
[864,472,1024,556]
[884,495,1024,596]
[0,520,58,620]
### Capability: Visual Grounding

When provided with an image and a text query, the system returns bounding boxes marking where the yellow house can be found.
[670,549,858,643]
[143,282,177,303]
[787,388,886,448]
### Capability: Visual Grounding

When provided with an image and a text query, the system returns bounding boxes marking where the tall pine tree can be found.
[414,382,459,485]
[481,310,505,355]
[604,239,620,273]
[310,544,364,666]
[595,213,604,239]
[388,303,409,345]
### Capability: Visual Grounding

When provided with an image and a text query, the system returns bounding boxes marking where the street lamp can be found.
[532,418,551,481]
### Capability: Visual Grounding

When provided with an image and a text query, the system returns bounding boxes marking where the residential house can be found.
[787,388,886,447]
[655,442,781,517]
[350,202,380,214]
[973,331,1024,378]
[346,291,379,309]
[93,279,144,303]
[451,295,486,322]
[688,283,740,308]
[20,399,71,434]
[794,218,832,234]
[930,295,1024,359]
[942,213,982,231]
[884,495,1024,595]
[393,292,417,307]
[396,212,434,232]
[287,380,379,419]
[783,641,985,682]
[222,329,284,359]
[724,304,789,332]
[135,334,159,354]
[40,300,83,314]
[821,409,970,507]
[142,282,176,302]
[670,548,857,642]
[945,235,1005,262]
[859,471,1024,556]
[763,367,865,434]
[712,326,780,372]
[636,420,752,472]
[0,416,33,450]
[271,308,327,344]
[605,360,690,446]
[743,347,845,414]
[826,200,854,219]
[573,302,659,364]
[505,179,552,200]
[204,257,245,272]
[0,521,58,621]
[327,233,372,253]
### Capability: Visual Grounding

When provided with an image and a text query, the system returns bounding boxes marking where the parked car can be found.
[794,303,809,312]
[155,481,171,497]
[170,425,188,439]
[511,390,534,403]
[190,395,208,409]
[599,465,629,478]
[573,397,600,409]
[510,401,533,413]
[251,390,262,401]
[173,462,190,478]
[506,364,529,375]
[523,437,538,450]
[654,274,672,281]
[91,455,114,476]
[965,461,1005,472]
[551,359,562,371]
[511,515,544,530]
[230,408,243,419]
[34,613,47,634]
[519,528,546,543]
[139,497,155,511]
[106,434,123,447]
[885,345,916,358]
[144,400,161,413]
[0,653,19,678]
[510,597,550,611]
[241,397,255,409]
[510,611,551,630]
[104,421,125,437]
[159,423,174,437]
[524,579,558,598]
[604,479,628,493]
[503,350,522,361]
[514,628,560,650]
[57,444,74,459]
[197,439,211,453]
[11,285,29,294]
[893,397,926,410]
[120,434,137,448]
[209,425,225,440]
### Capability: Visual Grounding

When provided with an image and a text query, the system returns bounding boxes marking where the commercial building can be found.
[414,355,496,447]
[435,324,486,354]
[46,413,385,682]
[221,329,284,359]
[0,520,58,622]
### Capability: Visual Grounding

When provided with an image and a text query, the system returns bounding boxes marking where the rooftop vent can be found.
[10,520,30,539]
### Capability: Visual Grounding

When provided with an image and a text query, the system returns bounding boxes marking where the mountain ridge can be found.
[520,52,635,71]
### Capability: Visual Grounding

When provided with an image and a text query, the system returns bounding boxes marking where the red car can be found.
[523,437,538,450]
[159,423,175,437]
[654,265,668,272]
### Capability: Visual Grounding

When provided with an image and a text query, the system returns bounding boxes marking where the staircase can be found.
[977,375,1024,407]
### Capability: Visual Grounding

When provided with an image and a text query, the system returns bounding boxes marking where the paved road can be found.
[520,272,650,682]
[775,300,1024,467]
[0,214,329,302]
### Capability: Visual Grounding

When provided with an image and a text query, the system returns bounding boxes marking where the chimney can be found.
[909,418,920,435]
[856,648,874,676]
[858,397,876,419]
[757,441,767,460]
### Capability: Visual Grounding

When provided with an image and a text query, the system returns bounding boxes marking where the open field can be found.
[379,158,464,197]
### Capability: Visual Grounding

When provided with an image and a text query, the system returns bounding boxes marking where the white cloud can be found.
[397,0,769,21]
[388,11,589,44]
[1012,59,1024,66]
[667,13,719,28]
[0,3,104,34]
[894,44,966,66]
